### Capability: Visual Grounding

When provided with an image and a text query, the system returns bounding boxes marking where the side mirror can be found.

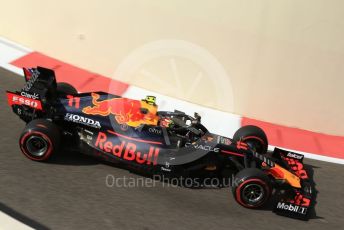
[194,112,201,122]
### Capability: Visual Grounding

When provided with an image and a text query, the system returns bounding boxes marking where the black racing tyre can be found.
[232,168,272,208]
[233,125,268,154]
[19,119,60,161]
[56,82,77,96]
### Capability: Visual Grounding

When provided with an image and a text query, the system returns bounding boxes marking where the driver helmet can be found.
[142,96,156,106]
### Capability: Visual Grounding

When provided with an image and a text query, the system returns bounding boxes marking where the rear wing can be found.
[6,67,58,120]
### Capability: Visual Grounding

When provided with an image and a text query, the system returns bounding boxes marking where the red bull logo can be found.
[82,93,158,127]
[95,132,160,165]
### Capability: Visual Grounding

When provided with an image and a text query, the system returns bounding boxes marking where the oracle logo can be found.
[185,142,220,152]
[22,70,39,91]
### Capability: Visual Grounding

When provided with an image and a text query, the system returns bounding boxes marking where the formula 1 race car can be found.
[6,67,314,219]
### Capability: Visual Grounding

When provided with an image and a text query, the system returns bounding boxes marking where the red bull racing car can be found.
[6,67,314,219]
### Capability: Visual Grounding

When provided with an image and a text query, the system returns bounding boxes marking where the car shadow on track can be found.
[47,150,100,166]
[46,149,323,221]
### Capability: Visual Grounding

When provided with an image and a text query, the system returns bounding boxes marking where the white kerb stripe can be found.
[0,211,34,230]
[0,36,31,75]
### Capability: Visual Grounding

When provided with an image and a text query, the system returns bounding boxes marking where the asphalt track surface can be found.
[0,67,344,230]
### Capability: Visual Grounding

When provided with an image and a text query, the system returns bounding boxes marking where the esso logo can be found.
[13,96,38,108]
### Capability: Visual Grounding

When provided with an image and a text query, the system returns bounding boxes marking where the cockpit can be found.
[136,96,208,144]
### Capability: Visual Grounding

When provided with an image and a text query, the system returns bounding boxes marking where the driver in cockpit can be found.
[139,95,175,128]
[138,95,159,126]
[142,95,157,106]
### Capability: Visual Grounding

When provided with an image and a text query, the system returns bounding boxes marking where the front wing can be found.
[272,148,314,219]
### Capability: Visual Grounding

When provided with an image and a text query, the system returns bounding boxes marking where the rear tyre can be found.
[57,82,77,96]
[233,125,268,154]
[232,168,272,208]
[19,119,60,161]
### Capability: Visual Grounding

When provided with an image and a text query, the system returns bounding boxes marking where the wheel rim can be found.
[242,184,264,205]
[26,135,48,157]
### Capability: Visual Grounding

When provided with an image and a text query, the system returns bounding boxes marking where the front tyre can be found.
[232,168,272,208]
[233,125,268,154]
[19,119,60,161]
